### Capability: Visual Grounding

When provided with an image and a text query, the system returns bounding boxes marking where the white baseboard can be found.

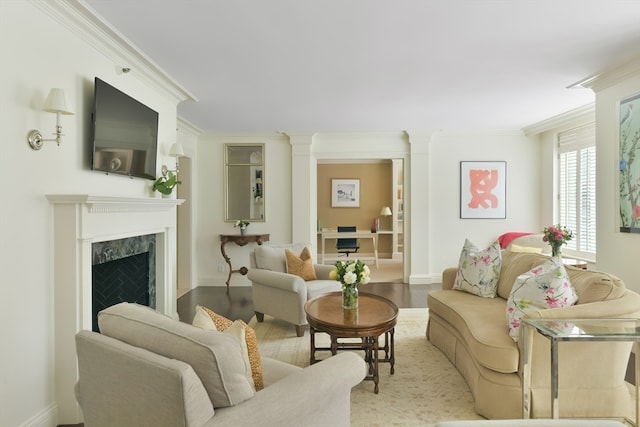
[19,403,57,427]
[408,273,441,285]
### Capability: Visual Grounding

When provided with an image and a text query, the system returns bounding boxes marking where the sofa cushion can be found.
[254,243,308,273]
[506,257,578,341]
[510,244,543,254]
[452,239,502,298]
[428,289,519,373]
[98,302,255,408]
[567,268,626,304]
[285,247,317,281]
[193,305,264,390]
[496,251,551,299]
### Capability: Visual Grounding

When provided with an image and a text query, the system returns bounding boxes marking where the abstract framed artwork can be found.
[460,161,506,219]
[619,92,640,233]
[331,179,360,208]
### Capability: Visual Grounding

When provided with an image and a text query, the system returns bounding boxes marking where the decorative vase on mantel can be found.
[342,285,358,309]
[240,226,247,236]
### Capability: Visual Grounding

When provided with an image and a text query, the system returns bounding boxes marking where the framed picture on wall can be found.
[460,161,506,219]
[619,92,640,233]
[331,179,360,208]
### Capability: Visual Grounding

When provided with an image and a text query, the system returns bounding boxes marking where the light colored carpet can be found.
[249,308,484,426]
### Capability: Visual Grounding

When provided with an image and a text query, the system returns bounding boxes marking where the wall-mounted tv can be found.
[91,77,158,180]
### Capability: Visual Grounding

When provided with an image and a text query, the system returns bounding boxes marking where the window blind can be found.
[558,123,596,258]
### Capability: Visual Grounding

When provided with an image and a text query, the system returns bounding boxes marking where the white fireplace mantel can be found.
[48,194,183,424]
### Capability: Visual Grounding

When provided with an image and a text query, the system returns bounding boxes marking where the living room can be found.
[2,1,640,426]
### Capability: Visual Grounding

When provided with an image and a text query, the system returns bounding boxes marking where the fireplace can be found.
[92,234,156,331]
[48,195,183,424]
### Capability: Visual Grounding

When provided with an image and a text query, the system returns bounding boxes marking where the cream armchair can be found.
[247,243,341,336]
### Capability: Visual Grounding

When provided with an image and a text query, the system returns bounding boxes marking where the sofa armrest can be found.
[314,263,334,280]
[527,289,640,320]
[212,352,366,427]
[247,268,307,294]
[75,330,215,427]
[442,267,457,290]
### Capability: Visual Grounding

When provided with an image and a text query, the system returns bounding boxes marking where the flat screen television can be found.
[91,77,159,180]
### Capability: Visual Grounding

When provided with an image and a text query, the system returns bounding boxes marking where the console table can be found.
[220,233,270,288]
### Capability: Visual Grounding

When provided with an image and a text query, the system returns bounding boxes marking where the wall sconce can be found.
[160,142,184,177]
[27,88,74,150]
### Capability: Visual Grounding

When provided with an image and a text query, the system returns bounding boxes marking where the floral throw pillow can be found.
[506,257,578,342]
[452,239,502,298]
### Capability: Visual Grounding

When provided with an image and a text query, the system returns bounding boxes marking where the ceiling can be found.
[83,0,640,134]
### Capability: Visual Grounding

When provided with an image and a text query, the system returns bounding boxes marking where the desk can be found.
[522,318,640,425]
[220,234,270,288]
[319,229,378,267]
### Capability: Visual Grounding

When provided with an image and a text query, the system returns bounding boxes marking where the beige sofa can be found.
[427,250,640,419]
[75,302,366,427]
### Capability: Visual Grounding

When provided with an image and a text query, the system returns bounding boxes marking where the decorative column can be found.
[405,131,435,284]
[287,133,317,253]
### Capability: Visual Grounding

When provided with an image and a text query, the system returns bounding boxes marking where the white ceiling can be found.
[83,0,640,133]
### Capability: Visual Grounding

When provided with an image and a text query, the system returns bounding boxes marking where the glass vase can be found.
[342,286,358,309]
[551,244,561,257]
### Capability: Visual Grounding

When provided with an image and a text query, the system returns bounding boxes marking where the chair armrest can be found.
[247,268,307,294]
[314,263,334,280]
[442,267,457,290]
[212,352,366,427]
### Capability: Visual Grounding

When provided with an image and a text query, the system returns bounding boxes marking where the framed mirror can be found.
[224,144,265,222]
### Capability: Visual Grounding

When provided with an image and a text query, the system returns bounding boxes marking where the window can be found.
[558,123,596,258]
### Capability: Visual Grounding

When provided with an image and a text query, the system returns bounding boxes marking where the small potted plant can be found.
[234,220,250,235]
[152,170,181,197]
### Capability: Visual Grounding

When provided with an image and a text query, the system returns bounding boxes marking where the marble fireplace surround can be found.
[48,194,183,423]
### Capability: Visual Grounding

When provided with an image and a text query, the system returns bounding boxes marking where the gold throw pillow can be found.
[285,247,317,281]
[193,305,264,391]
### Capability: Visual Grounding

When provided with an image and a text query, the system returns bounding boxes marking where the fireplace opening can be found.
[91,234,156,332]
[92,252,150,331]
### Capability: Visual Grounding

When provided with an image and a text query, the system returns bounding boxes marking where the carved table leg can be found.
[220,241,233,289]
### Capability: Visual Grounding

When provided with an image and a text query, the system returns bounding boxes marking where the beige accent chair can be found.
[247,243,341,336]
[75,302,366,427]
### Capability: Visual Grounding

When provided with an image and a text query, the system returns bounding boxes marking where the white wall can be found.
[593,60,640,291]
[0,2,186,425]
[428,130,542,276]
[197,133,292,287]
[195,130,543,286]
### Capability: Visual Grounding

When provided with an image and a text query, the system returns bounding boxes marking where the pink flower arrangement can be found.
[542,224,573,257]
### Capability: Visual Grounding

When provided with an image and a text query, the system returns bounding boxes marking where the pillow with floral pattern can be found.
[452,239,502,298]
[506,257,578,342]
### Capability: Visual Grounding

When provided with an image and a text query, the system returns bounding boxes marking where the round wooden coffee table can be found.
[304,291,399,393]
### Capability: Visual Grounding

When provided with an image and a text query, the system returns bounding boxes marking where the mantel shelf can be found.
[46,194,184,213]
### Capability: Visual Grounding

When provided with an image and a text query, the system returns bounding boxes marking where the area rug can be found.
[248,308,484,426]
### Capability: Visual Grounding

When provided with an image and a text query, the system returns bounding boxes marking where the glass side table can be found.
[522,318,640,426]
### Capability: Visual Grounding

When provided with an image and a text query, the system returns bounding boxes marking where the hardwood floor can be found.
[177,282,439,324]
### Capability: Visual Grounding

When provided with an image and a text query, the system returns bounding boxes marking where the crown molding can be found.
[30,0,198,104]
[522,103,595,136]
[577,56,640,92]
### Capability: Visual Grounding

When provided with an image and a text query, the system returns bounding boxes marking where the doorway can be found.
[316,159,405,283]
